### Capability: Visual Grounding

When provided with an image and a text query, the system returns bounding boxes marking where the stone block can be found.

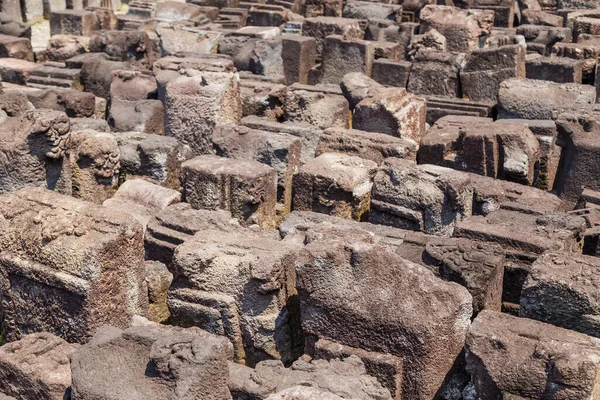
[370,158,473,236]
[0,34,32,61]
[145,260,173,323]
[320,35,374,85]
[295,231,472,399]
[50,10,99,37]
[407,50,464,98]
[170,228,302,365]
[115,131,192,190]
[292,152,378,221]
[0,110,72,195]
[0,333,78,400]
[526,55,582,83]
[110,70,157,102]
[419,5,494,52]
[371,58,411,87]
[0,57,39,84]
[316,127,417,165]
[70,130,120,203]
[461,44,526,102]
[301,16,365,55]
[88,30,153,69]
[0,187,147,343]
[213,125,301,216]
[281,36,317,85]
[353,87,427,143]
[108,99,164,136]
[27,89,96,118]
[164,72,241,155]
[466,311,600,400]
[181,155,277,228]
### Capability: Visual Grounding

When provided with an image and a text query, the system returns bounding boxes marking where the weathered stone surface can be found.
[71,323,231,400]
[498,77,595,120]
[0,333,79,400]
[27,89,96,118]
[407,50,464,98]
[419,6,494,52]
[70,130,120,203]
[115,131,192,190]
[213,125,301,215]
[0,187,147,343]
[46,34,89,62]
[103,178,181,230]
[370,158,473,236]
[353,88,426,143]
[425,238,505,315]
[293,153,377,221]
[419,117,541,186]
[165,72,241,155]
[145,260,173,323]
[461,44,526,102]
[0,109,72,195]
[281,36,317,85]
[110,69,157,101]
[301,16,365,55]
[230,356,392,400]
[145,203,236,266]
[295,231,472,400]
[520,251,600,338]
[320,35,374,85]
[80,58,131,100]
[277,86,350,130]
[0,34,33,61]
[170,228,302,365]
[0,57,40,84]
[466,310,600,400]
[181,155,277,229]
[315,127,417,165]
[407,29,446,59]
[88,29,153,68]
[108,99,165,136]
[50,10,99,37]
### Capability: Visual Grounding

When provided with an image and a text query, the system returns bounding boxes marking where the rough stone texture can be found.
[0,34,33,61]
[165,72,242,155]
[103,178,181,231]
[353,88,426,144]
[498,78,595,120]
[212,125,301,215]
[281,36,317,85]
[0,187,147,343]
[110,69,157,102]
[295,230,472,400]
[88,29,153,69]
[301,16,365,55]
[115,131,192,190]
[108,99,165,136]
[0,57,40,84]
[419,117,541,186]
[520,251,600,338]
[0,332,79,400]
[181,155,278,229]
[50,10,100,37]
[46,34,90,62]
[407,50,465,98]
[70,130,120,204]
[170,228,302,366]
[320,35,374,85]
[230,356,392,400]
[277,86,350,130]
[293,153,378,221]
[70,323,232,400]
[145,202,236,266]
[27,89,96,118]
[80,58,131,100]
[315,127,417,165]
[370,158,473,236]
[461,44,526,102]
[0,109,72,195]
[424,238,505,315]
[466,310,600,400]
[407,29,447,59]
[145,260,173,323]
[419,6,494,52]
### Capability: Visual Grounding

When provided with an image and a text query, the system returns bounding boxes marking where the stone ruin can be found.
[0,0,599,399]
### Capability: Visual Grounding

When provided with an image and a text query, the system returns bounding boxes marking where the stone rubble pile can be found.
[0,0,600,398]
